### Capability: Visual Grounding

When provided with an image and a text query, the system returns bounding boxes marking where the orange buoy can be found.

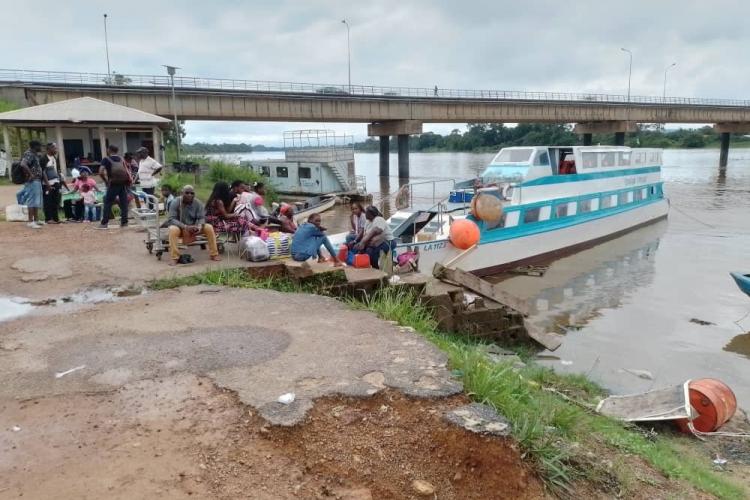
[449,219,480,250]
[676,378,737,434]
[471,193,503,223]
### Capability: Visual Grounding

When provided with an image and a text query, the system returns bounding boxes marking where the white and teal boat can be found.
[391,145,669,275]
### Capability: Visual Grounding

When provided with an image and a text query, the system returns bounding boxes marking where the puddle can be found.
[0,297,34,322]
[1,286,146,322]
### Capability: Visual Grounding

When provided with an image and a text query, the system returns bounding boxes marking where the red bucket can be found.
[337,244,348,262]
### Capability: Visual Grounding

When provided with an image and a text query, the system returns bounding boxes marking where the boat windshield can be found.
[492,148,534,164]
[480,164,529,183]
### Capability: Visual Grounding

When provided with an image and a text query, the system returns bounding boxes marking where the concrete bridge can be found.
[2,69,749,176]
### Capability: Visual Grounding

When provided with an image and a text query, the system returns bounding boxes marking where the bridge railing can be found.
[1,68,749,107]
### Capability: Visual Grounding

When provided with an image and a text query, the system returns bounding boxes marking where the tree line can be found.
[353,123,750,152]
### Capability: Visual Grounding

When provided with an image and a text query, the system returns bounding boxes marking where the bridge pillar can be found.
[2,126,10,158]
[582,133,592,146]
[397,135,409,179]
[379,135,389,177]
[368,120,422,179]
[714,123,750,168]
[719,133,730,167]
[575,121,635,146]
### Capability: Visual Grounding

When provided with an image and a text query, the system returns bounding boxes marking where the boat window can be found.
[601,195,614,209]
[260,166,270,177]
[555,203,568,218]
[534,151,550,166]
[582,152,597,169]
[579,199,593,213]
[618,192,629,205]
[276,166,289,178]
[523,207,541,223]
[618,152,631,166]
[649,186,656,196]
[505,211,520,227]
[601,152,616,167]
[634,189,643,202]
[494,148,534,163]
[299,167,312,179]
[648,152,659,164]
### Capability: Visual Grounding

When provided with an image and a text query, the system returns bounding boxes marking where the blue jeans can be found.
[84,204,97,222]
[101,184,129,226]
[292,235,336,262]
[16,179,42,208]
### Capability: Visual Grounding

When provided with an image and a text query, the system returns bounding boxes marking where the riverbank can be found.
[0,217,747,498]
[151,266,749,498]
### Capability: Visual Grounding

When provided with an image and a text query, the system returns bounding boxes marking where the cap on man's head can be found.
[29,140,42,149]
[136,147,149,155]
[46,142,56,149]
[182,184,195,193]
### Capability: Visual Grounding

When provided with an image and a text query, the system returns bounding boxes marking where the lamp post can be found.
[663,62,677,99]
[163,65,181,161]
[341,19,351,93]
[103,14,111,82]
[620,47,632,103]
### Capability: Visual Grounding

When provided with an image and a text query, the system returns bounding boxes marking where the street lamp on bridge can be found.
[663,62,677,99]
[103,14,111,82]
[341,19,351,93]
[163,65,181,161]
[620,47,632,103]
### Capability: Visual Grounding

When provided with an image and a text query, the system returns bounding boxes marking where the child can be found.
[80,184,99,222]
[161,185,175,213]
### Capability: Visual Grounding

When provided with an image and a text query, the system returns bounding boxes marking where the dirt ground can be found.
[0,217,545,499]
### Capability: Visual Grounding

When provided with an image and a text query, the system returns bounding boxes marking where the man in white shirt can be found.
[135,147,163,209]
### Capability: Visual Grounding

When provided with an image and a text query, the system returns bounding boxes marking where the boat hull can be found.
[402,199,669,276]
[730,272,750,298]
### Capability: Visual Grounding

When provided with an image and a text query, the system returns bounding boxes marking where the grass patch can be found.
[147,269,746,498]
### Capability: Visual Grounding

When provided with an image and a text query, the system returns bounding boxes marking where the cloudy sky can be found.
[3,0,747,144]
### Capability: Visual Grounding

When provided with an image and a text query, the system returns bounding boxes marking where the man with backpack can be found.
[97,144,131,229]
[13,140,44,229]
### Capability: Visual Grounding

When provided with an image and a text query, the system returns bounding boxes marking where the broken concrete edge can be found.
[444,402,511,437]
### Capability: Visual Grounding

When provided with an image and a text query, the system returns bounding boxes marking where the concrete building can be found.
[0,97,170,173]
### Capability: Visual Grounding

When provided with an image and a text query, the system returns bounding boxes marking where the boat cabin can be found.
[480,146,663,185]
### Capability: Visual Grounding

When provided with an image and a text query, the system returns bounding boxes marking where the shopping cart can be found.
[134,194,225,260]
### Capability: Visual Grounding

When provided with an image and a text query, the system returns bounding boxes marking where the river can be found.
[214,149,750,406]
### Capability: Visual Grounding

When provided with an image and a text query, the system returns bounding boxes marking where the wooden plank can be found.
[432,263,530,316]
[523,319,563,352]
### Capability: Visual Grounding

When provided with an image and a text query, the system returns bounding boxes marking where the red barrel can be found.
[677,378,737,433]
[337,244,348,262]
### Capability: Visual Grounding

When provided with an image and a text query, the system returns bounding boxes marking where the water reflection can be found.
[495,221,666,335]
[724,332,750,359]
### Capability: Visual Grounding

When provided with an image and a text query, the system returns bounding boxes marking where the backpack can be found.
[107,157,132,185]
[11,161,27,184]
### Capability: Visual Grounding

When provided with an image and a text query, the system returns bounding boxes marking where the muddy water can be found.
[223,149,750,405]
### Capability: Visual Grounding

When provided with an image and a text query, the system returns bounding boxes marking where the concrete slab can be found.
[0,285,462,426]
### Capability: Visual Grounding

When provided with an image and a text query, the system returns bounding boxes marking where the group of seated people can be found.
[168,181,396,269]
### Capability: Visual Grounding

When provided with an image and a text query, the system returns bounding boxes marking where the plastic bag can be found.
[242,235,270,262]
[5,204,28,222]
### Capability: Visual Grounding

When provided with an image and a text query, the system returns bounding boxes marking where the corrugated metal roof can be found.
[0,97,171,124]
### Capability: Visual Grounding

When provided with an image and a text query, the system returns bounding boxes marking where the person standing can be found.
[16,140,44,229]
[41,142,67,224]
[97,144,131,229]
[123,152,142,209]
[136,147,162,210]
